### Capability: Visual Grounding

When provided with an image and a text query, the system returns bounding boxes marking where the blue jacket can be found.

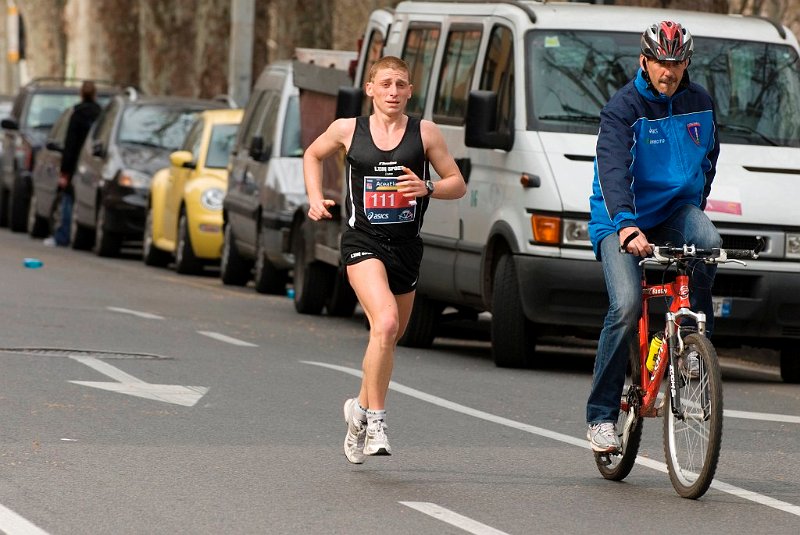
[588,68,719,258]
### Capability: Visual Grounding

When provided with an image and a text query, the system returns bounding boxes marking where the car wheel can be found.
[253,227,287,295]
[175,211,202,275]
[27,189,50,238]
[398,294,442,348]
[220,223,250,286]
[9,177,29,232]
[94,204,121,257]
[0,184,9,227]
[142,207,171,267]
[325,267,357,317]
[780,345,800,384]
[70,203,94,250]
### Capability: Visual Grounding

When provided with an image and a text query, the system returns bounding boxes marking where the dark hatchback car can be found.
[71,90,226,256]
[0,78,117,232]
[27,106,74,237]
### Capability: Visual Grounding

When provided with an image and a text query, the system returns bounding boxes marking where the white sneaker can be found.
[683,351,700,379]
[587,422,620,453]
[43,237,57,247]
[343,398,366,464]
[363,418,392,456]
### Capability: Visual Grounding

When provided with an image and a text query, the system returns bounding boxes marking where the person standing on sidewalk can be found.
[303,56,466,463]
[44,80,102,247]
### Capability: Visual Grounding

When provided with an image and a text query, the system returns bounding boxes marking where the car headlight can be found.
[200,187,224,211]
[787,233,800,259]
[116,169,151,189]
[563,218,591,247]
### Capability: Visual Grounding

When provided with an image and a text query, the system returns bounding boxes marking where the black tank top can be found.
[344,116,430,240]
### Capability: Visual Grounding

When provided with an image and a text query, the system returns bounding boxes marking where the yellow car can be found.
[143,108,243,273]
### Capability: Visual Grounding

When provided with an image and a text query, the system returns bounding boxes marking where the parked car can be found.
[28,106,73,237]
[144,108,243,273]
[0,78,117,231]
[221,60,307,295]
[70,90,226,257]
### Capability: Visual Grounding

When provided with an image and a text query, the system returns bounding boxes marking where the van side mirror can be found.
[46,141,64,152]
[465,90,513,151]
[336,86,363,119]
[249,135,271,162]
[92,140,106,158]
[1,118,18,130]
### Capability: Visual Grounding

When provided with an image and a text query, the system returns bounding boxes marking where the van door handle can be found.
[455,158,471,183]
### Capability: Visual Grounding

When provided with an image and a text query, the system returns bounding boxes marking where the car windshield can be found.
[280,95,303,157]
[24,93,81,129]
[118,104,203,150]
[526,30,800,147]
[205,123,238,169]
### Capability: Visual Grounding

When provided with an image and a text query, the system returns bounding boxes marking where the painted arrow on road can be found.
[69,355,208,407]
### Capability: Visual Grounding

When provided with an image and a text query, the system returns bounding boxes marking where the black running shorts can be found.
[340,229,423,295]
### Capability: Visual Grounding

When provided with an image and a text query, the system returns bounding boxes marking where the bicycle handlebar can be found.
[619,234,765,265]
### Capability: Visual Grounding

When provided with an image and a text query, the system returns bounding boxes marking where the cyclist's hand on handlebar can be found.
[619,227,653,257]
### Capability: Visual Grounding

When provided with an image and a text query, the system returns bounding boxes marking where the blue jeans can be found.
[54,191,73,246]
[586,205,721,424]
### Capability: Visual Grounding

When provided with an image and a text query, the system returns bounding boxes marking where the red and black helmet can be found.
[641,21,693,62]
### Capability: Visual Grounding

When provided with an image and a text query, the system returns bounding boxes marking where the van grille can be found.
[719,233,767,251]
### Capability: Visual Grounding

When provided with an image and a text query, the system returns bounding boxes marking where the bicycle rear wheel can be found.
[594,337,643,481]
[663,332,722,499]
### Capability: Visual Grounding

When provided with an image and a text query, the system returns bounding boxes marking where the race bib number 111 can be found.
[364,177,416,224]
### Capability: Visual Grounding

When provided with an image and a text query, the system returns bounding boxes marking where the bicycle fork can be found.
[666,307,707,421]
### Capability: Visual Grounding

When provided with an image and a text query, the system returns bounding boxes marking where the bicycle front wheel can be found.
[663,332,722,499]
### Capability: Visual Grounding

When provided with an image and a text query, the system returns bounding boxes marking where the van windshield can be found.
[527,30,800,147]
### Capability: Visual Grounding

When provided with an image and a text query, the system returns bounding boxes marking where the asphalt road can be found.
[0,229,798,534]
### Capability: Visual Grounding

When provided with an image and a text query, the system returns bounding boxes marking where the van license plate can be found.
[712,297,732,317]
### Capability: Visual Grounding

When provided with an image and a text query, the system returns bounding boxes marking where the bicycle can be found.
[593,234,763,499]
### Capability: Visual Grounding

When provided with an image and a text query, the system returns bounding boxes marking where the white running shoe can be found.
[343,398,367,464]
[363,418,392,456]
[587,422,620,453]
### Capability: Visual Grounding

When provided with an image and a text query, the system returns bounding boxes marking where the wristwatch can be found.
[424,179,435,197]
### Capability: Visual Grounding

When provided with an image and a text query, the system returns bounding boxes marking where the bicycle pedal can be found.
[596,453,612,466]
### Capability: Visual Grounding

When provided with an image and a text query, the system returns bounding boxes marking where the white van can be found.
[295,1,800,382]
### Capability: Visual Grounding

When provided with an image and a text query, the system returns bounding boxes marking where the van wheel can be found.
[175,212,203,275]
[70,205,94,250]
[27,190,49,238]
[780,345,800,384]
[326,267,357,317]
[398,294,442,348]
[292,222,331,315]
[220,223,251,286]
[254,228,287,294]
[491,253,537,368]
[143,207,171,267]
[94,204,121,257]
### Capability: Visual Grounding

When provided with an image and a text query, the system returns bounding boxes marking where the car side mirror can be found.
[336,86,363,119]
[170,150,195,169]
[249,135,270,162]
[1,118,18,130]
[46,141,64,152]
[465,90,513,151]
[91,140,106,158]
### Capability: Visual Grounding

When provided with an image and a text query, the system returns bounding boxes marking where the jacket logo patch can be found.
[687,122,701,145]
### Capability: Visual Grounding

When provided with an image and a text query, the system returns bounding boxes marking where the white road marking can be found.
[0,503,50,534]
[196,331,258,347]
[304,360,800,518]
[400,502,509,535]
[106,306,164,320]
[69,356,208,407]
[724,409,800,424]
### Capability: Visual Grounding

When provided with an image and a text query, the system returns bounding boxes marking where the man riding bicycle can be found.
[586,21,722,453]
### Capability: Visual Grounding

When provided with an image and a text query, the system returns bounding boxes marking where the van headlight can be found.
[562,218,591,247]
[787,233,800,259]
[200,187,224,210]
